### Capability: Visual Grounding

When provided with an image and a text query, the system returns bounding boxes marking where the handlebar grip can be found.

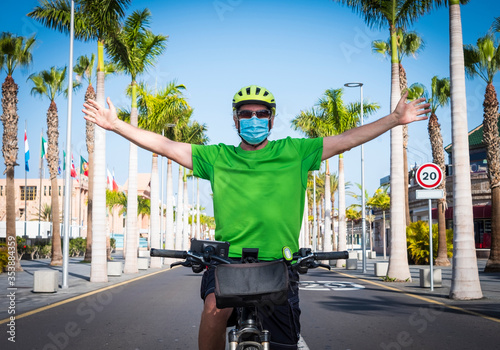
[150,248,187,259]
[314,251,349,260]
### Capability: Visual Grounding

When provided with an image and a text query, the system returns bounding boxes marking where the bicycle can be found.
[151,239,348,350]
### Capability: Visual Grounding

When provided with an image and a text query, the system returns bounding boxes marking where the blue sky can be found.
[1,0,499,216]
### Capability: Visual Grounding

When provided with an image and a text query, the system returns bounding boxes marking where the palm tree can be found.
[373,29,425,225]
[149,153,161,267]
[346,205,361,251]
[74,54,118,262]
[0,32,35,272]
[335,0,440,281]
[463,33,500,272]
[29,0,130,283]
[118,81,204,259]
[368,187,391,259]
[448,0,482,299]
[349,183,372,252]
[409,77,451,266]
[74,53,97,262]
[28,66,73,266]
[118,82,203,263]
[106,8,167,274]
[293,88,379,266]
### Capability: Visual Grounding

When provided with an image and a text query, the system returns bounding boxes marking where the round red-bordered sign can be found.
[416,163,443,189]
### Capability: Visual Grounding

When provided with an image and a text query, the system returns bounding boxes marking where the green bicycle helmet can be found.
[232,85,276,113]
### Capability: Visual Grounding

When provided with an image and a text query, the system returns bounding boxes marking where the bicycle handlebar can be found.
[150,248,187,259]
[150,247,348,265]
[313,251,349,260]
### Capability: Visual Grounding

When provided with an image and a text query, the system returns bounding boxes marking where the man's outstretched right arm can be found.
[83,97,193,170]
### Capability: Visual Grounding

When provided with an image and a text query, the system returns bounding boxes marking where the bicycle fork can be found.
[228,307,270,350]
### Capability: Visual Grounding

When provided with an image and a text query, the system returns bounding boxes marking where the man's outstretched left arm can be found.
[321,91,431,160]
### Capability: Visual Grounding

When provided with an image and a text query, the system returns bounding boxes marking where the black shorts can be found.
[200,265,301,350]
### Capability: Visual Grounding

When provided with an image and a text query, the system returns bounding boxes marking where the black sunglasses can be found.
[237,109,272,119]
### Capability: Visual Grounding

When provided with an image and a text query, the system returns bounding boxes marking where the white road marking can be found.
[298,335,310,349]
[299,280,365,291]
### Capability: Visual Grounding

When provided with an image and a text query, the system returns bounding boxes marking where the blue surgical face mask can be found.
[238,116,270,145]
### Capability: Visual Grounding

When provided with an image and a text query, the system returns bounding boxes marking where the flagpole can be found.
[24,120,28,239]
[62,0,75,289]
[79,151,82,238]
[38,129,43,239]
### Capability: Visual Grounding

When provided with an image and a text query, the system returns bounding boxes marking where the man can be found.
[83,85,430,350]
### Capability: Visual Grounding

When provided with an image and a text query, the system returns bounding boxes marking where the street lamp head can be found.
[344,82,363,88]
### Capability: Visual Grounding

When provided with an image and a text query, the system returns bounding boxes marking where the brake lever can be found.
[317,263,331,270]
[170,261,186,268]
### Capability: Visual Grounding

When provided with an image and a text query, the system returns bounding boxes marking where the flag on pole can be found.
[41,137,48,159]
[70,153,78,180]
[80,156,88,177]
[107,168,113,190]
[24,129,30,172]
[112,170,119,191]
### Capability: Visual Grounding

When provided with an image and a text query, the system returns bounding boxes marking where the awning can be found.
[432,205,491,220]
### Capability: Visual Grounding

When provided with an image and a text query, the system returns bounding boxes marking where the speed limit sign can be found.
[416,163,443,189]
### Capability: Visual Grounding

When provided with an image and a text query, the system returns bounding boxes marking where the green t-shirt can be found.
[192,137,323,260]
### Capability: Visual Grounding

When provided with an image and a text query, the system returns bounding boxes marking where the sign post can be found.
[415,163,444,291]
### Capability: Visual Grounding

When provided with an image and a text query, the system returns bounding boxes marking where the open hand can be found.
[393,91,431,125]
[82,97,118,131]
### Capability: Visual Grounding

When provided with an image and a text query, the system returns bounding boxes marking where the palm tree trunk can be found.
[323,160,332,252]
[90,60,108,282]
[448,1,482,299]
[196,178,201,239]
[150,154,161,268]
[486,187,500,271]
[400,63,411,226]
[428,113,450,266]
[166,159,174,249]
[1,76,22,271]
[382,211,387,259]
[182,175,189,250]
[336,154,347,267]
[331,196,337,252]
[84,85,96,262]
[387,25,411,281]
[46,101,62,266]
[368,218,373,252]
[483,83,500,272]
[300,192,310,248]
[175,165,184,250]
[123,84,139,274]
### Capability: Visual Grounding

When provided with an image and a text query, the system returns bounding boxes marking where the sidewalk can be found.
[0,253,169,321]
[1,252,499,322]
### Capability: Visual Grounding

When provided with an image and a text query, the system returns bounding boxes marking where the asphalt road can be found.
[3,266,500,350]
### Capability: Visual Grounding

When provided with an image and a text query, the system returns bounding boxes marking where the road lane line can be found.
[331,269,500,324]
[0,267,174,325]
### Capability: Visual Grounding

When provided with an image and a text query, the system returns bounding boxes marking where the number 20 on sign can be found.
[416,163,443,189]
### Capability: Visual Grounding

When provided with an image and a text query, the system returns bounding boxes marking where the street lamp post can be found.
[344,82,366,273]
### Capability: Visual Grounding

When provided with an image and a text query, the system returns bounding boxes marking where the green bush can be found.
[69,238,87,257]
[406,221,453,265]
[0,244,9,272]
[39,244,52,259]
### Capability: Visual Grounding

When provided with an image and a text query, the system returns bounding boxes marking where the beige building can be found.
[0,173,154,240]
[0,176,89,239]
